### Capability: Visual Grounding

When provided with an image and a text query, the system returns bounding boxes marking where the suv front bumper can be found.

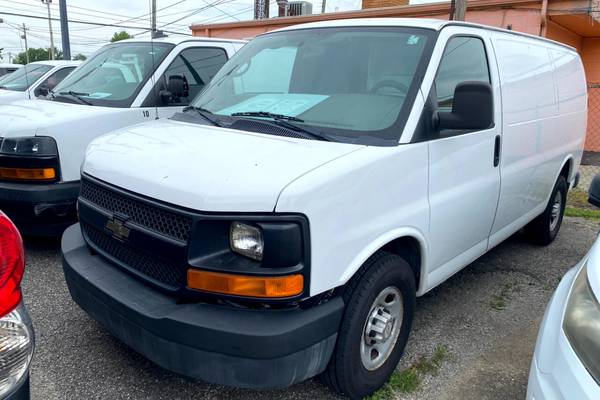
[62,223,344,389]
[0,180,79,236]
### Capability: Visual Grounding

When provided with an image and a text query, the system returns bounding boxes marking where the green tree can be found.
[110,31,133,42]
[73,53,87,61]
[14,47,62,64]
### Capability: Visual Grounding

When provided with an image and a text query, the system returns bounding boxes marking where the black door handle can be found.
[494,135,501,167]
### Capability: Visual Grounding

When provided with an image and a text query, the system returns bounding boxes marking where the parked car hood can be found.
[0,99,153,181]
[0,89,29,105]
[83,119,364,212]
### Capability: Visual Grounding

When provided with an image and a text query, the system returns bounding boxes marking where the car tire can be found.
[321,251,416,399]
[524,175,568,246]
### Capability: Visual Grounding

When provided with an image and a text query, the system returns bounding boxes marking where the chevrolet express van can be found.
[0,60,80,104]
[0,37,244,235]
[62,19,587,398]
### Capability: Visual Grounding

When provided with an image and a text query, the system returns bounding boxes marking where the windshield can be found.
[194,27,434,145]
[0,64,52,92]
[52,41,173,107]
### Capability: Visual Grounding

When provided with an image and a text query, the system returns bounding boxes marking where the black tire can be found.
[524,175,568,246]
[321,252,416,399]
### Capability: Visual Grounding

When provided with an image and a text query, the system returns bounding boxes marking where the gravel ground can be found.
[21,217,599,400]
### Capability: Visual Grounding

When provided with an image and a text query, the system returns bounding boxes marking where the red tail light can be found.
[0,211,24,318]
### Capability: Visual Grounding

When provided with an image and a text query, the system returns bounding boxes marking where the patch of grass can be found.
[565,207,600,220]
[490,283,514,311]
[367,345,450,400]
[567,189,593,210]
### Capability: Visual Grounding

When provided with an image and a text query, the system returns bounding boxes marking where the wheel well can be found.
[381,236,422,291]
[560,159,572,184]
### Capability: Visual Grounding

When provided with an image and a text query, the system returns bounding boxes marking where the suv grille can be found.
[81,221,186,289]
[80,178,192,242]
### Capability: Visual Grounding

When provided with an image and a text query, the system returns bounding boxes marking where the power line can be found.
[0,10,192,36]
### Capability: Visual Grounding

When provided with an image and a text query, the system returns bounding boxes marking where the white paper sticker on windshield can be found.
[87,92,112,99]
[217,94,328,117]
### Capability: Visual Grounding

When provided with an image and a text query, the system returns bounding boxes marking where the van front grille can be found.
[80,178,192,242]
[81,221,185,289]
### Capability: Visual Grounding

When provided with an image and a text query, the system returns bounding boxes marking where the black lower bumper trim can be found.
[0,180,80,236]
[62,224,344,388]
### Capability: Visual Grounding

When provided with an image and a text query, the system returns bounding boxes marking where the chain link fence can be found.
[580,85,600,193]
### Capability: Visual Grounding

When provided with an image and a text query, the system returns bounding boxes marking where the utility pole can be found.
[321,0,326,13]
[8,52,12,63]
[21,23,29,64]
[450,0,467,21]
[151,0,157,37]
[59,0,70,60]
[41,0,55,59]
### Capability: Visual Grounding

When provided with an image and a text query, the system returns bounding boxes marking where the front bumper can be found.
[0,180,79,236]
[527,265,600,399]
[62,224,344,389]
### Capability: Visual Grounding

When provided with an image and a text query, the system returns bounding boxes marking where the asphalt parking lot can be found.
[22,217,599,400]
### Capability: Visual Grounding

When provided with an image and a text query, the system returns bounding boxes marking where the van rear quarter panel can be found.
[489,33,586,245]
[275,144,429,297]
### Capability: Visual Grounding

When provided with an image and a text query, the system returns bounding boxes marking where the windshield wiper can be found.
[231,111,330,141]
[58,91,93,106]
[231,111,304,122]
[183,106,222,127]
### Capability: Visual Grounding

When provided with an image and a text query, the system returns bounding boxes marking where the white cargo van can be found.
[0,37,244,235]
[0,60,80,104]
[62,19,587,398]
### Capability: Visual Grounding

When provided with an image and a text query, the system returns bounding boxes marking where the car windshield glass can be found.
[0,64,52,92]
[194,27,433,145]
[52,41,173,107]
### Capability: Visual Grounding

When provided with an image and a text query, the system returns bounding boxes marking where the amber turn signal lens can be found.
[0,167,56,181]
[187,270,304,298]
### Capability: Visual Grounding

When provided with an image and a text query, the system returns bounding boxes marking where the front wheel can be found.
[321,252,416,399]
[524,175,567,246]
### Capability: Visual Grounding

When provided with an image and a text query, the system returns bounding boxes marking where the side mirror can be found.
[436,81,494,131]
[35,85,49,98]
[589,174,600,208]
[160,74,189,104]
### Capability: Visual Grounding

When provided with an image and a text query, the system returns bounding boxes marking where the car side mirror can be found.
[160,74,189,104]
[589,174,600,207]
[35,85,49,98]
[436,81,494,131]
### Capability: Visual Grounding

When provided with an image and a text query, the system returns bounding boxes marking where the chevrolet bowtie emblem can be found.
[105,218,130,240]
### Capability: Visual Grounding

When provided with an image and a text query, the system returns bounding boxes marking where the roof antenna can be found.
[149,0,159,120]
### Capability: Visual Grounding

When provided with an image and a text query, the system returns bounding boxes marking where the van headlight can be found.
[230,222,264,261]
[0,304,34,398]
[0,136,58,156]
[563,263,600,383]
[0,137,59,182]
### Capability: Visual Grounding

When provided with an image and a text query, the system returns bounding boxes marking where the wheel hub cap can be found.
[360,286,404,371]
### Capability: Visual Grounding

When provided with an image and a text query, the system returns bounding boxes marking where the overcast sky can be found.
[0,0,447,61]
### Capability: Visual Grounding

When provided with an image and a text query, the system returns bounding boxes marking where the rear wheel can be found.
[321,252,416,399]
[524,175,567,246]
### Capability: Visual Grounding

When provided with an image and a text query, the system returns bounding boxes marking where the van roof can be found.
[117,36,247,46]
[270,18,575,52]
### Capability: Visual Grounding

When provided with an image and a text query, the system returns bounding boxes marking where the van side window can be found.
[435,36,490,111]
[145,47,228,107]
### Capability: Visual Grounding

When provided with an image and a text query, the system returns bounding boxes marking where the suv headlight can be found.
[0,137,59,182]
[0,136,58,156]
[0,303,34,399]
[563,263,600,383]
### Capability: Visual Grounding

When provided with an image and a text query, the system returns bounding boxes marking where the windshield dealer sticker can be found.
[407,35,420,45]
[217,94,329,117]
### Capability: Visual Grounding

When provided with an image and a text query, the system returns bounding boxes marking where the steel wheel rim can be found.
[360,286,404,371]
[550,190,563,232]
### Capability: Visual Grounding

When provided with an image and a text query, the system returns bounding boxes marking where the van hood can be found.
[0,99,120,137]
[0,90,29,106]
[83,119,364,212]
